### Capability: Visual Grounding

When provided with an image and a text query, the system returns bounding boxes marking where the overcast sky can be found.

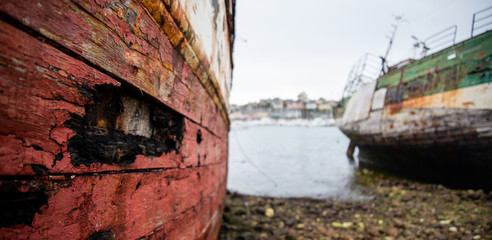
[229,0,491,105]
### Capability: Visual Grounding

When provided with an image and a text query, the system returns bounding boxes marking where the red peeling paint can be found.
[0,0,231,238]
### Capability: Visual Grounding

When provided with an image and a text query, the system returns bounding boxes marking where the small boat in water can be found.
[0,0,234,238]
[336,8,492,190]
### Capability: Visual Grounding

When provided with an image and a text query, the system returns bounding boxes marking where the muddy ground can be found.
[219,169,492,240]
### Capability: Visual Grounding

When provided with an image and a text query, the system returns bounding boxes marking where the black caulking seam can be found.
[0,162,224,181]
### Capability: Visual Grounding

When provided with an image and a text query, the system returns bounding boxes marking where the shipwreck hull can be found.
[342,107,492,190]
[339,30,492,190]
[356,142,492,190]
[0,0,233,239]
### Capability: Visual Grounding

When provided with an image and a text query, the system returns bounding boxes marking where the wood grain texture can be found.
[0,0,229,238]
[0,0,228,135]
[0,164,226,239]
[0,20,226,175]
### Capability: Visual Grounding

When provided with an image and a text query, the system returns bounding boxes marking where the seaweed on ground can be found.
[219,169,492,240]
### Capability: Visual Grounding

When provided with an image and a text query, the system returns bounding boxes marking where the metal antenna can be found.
[383,15,406,60]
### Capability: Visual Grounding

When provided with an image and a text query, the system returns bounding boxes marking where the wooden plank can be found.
[0,20,226,175]
[0,164,226,239]
[139,0,232,123]
[0,0,227,135]
[146,186,226,239]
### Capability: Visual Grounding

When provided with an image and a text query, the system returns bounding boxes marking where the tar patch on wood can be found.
[53,153,64,166]
[197,129,202,144]
[30,164,49,175]
[66,85,184,166]
[0,182,48,227]
[87,227,115,240]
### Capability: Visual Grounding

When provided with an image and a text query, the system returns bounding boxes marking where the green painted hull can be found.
[377,30,492,105]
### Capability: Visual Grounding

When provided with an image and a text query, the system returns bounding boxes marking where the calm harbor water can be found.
[227,125,368,200]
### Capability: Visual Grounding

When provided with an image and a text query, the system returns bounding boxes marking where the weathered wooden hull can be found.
[0,0,233,239]
[342,107,492,189]
[338,31,492,189]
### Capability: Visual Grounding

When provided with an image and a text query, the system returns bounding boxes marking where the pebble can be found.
[367,226,380,236]
[386,227,398,237]
[439,219,451,225]
[357,222,365,231]
[332,222,353,228]
[277,221,285,229]
[265,208,274,217]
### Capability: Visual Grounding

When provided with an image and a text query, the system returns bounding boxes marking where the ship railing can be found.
[342,53,382,98]
[471,6,492,37]
[415,25,457,58]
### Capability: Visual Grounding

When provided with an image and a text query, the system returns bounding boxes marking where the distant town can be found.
[229,92,338,122]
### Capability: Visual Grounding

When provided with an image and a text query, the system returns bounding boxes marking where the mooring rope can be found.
[232,129,278,187]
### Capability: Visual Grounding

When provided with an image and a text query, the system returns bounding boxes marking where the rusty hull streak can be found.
[385,82,492,113]
[140,0,232,128]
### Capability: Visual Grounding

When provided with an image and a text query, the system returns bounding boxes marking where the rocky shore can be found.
[219,169,492,239]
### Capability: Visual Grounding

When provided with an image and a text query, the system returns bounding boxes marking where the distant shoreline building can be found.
[229,93,337,120]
